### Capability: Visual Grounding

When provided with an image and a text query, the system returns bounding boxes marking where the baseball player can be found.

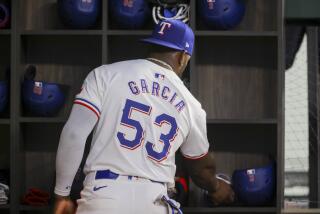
[54,19,234,214]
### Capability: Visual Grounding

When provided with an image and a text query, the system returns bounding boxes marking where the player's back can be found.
[77,59,201,186]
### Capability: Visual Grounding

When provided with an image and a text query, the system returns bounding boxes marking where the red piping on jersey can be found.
[181,151,208,160]
[74,101,100,118]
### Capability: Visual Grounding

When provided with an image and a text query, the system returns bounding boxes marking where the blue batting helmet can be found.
[197,0,246,30]
[109,0,150,29]
[232,163,276,206]
[58,0,101,29]
[0,3,10,29]
[22,65,66,117]
[0,81,8,113]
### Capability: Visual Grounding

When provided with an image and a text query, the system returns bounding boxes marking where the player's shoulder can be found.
[179,86,202,110]
[101,59,145,70]
[91,59,144,79]
[94,59,146,76]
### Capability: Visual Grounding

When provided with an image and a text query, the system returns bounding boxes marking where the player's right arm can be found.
[183,152,234,205]
[180,105,234,205]
[54,68,106,213]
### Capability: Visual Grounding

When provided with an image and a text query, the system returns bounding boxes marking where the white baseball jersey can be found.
[75,59,209,187]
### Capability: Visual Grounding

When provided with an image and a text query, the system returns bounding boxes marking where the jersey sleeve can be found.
[74,69,104,118]
[180,107,210,159]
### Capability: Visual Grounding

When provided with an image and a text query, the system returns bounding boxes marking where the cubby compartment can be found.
[195,0,277,32]
[0,35,10,118]
[0,125,11,208]
[18,123,63,209]
[185,124,277,211]
[19,0,102,30]
[108,35,149,63]
[19,35,102,118]
[18,123,91,211]
[194,36,277,120]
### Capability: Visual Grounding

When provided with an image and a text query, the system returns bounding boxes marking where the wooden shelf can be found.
[183,207,277,213]
[0,204,10,209]
[19,117,67,123]
[207,119,277,124]
[0,30,11,35]
[0,119,10,124]
[20,30,103,36]
[19,205,51,211]
[107,30,151,36]
[105,30,278,37]
[195,31,278,37]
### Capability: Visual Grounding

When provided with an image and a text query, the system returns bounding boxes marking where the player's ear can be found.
[177,52,184,66]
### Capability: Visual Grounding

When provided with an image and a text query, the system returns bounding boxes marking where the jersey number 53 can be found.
[117,99,178,162]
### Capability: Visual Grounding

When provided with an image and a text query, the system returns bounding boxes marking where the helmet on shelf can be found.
[109,0,150,29]
[232,162,276,206]
[0,2,10,29]
[22,65,66,117]
[197,0,246,30]
[58,0,101,29]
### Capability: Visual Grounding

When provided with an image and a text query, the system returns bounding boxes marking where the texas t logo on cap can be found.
[141,19,195,56]
[158,22,172,35]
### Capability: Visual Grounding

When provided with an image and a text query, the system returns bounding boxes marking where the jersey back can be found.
[75,59,209,186]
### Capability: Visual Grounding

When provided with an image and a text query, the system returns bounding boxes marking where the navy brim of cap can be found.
[141,38,190,55]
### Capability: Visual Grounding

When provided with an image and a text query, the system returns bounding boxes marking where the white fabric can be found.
[55,59,209,196]
[55,105,98,196]
[76,178,168,214]
[0,183,9,202]
[0,187,8,203]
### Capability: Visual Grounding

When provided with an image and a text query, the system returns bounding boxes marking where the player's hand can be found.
[209,179,235,206]
[53,195,76,214]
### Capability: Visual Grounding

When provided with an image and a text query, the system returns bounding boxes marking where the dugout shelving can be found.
[0,0,284,213]
[16,123,63,211]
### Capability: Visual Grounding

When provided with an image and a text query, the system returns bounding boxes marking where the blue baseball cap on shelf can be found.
[142,19,194,56]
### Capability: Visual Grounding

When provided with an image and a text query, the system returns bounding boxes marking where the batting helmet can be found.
[197,0,246,30]
[232,163,276,206]
[0,2,10,29]
[109,0,150,29]
[0,81,8,113]
[57,0,101,29]
[22,65,66,117]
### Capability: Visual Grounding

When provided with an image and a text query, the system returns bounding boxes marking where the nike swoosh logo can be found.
[93,185,108,191]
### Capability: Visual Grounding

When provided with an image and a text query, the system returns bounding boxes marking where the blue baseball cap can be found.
[142,20,194,56]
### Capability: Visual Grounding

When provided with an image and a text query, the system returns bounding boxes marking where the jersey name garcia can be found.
[75,59,209,186]
[128,76,186,113]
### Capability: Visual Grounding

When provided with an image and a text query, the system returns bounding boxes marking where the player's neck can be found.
[147,55,178,74]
